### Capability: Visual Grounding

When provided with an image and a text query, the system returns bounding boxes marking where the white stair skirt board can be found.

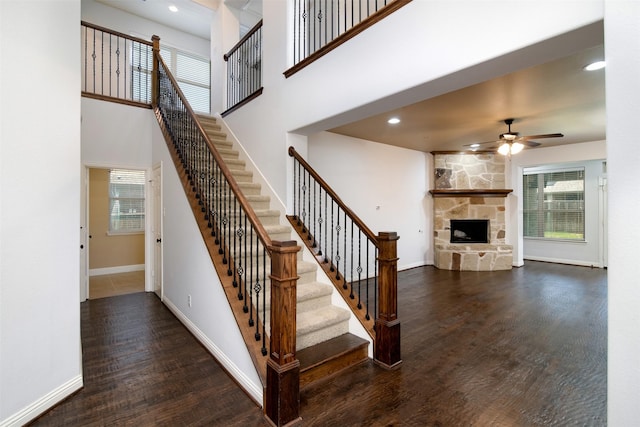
[89,264,145,276]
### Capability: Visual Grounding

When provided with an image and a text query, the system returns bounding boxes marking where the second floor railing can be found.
[288,146,402,369]
[286,0,412,77]
[81,21,153,107]
[223,20,263,116]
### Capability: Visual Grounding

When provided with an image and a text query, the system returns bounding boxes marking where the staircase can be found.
[196,114,369,384]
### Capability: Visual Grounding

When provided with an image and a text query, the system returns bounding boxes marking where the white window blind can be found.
[160,47,210,113]
[523,168,585,240]
[128,45,210,113]
[109,169,146,234]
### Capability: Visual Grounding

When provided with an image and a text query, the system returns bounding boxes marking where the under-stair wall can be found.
[150,112,264,403]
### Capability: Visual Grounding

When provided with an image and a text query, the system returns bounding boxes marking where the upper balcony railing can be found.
[222,20,263,116]
[285,0,412,77]
[81,21,153,108]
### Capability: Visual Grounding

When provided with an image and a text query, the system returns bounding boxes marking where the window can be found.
[523,168,585,240]
[109,169,145,234]
[160,47,210,113]
[130,44,211,113]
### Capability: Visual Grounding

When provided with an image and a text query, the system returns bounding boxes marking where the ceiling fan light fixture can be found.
[498,142,511,155]
[511,142,524,154]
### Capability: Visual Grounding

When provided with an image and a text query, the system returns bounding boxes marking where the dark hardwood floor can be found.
[30,261,606,426]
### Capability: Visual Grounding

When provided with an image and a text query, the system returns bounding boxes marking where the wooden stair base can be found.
[298,333,369,389]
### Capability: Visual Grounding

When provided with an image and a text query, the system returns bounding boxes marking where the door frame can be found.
[81,163,151,300]
[151,162,164,299]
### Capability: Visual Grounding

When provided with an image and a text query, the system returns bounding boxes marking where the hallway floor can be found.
[89,270,145,299]
[30,261,606,426]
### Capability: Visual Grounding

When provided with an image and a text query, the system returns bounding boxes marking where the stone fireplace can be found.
[430,152,513,271]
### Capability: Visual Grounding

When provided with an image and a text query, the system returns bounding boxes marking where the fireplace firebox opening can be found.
[450,219,489,243]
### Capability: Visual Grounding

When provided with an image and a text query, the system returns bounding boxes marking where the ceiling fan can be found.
[467,118,564,155]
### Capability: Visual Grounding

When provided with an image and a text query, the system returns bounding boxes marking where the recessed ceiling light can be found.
[168,5,178,12]
[470,143,480,148]
[388,117,400,124]
[585,60,605,71]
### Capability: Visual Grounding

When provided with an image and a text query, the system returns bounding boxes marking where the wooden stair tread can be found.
[298,333,368,371]
[298,333,369,388]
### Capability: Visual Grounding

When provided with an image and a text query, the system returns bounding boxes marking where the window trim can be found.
[522,166,586,242]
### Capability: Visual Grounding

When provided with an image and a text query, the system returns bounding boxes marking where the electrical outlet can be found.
[188,294,192,307]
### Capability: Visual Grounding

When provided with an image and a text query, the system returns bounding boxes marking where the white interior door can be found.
[152,164,163,298]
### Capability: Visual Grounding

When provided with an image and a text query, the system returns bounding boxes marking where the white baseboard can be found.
[0,375,83,427]
[524,256,604,268]
[399,261,429,271]
[162,297,263,405]
[89,264,145,276]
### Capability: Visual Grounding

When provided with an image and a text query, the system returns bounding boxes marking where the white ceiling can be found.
[94,1,606,154]
[96,0,214,39]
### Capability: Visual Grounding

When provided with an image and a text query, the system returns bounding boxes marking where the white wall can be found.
[223,0,603,205]
[605,0,640,423]
[308,132,430,270]
[507,141,607,267]
[82,98,154,167]
[151,123,262,403]
[0,1,83,425]
[81,0,210,58]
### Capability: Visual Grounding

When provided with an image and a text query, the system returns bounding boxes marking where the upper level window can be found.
[130,44,211,113]
[109,169,145,234]
[523,168,585,240]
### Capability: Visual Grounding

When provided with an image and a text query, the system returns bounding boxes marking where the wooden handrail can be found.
[156,51,274,251]
[81,20,153,46]
[288,146,378,245]
[224,20,263,61]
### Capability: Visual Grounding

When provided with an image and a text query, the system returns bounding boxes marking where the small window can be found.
[523,168,585,240]
[109,169,145,234]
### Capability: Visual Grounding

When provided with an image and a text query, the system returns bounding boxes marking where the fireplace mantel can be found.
[429,189,513,198]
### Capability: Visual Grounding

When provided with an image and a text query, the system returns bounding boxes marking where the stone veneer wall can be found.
[433,153,513,271]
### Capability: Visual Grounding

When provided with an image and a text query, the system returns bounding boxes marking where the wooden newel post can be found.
[374,231,402,369]
[151,35,160,108]
[265,240,302,426]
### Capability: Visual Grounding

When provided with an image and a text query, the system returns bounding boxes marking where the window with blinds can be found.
[523,168,585,240]
[130,45,210,113]
[109,169,146,234]
[160,47,210,113]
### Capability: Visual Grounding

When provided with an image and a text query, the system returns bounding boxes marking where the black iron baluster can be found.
[357,229,363,309]
[293,157,298,223]
[335,205,341,282]
[350,218,355,299]
[330,199,335,271]
[317,185,323,256]
[91,28,96,93]
[116,36,120,98]
[324,191,328,263]
[307,170,312,241]
[365,240,370,320]
[301,167,307,233]
[343,209,348,289]
[260,246,267,356]
[101,31,104,95]
[229,197,236,277]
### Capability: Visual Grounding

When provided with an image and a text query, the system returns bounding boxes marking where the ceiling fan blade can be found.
[522,140,541,147]
[521,133,564,140]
